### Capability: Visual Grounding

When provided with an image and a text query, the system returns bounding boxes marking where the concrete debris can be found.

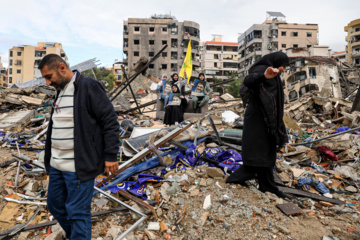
[2,74,360,240]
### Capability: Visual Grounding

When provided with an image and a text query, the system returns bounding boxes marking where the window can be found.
[162,27,167,32]
[292,32,298,37]
[9,51,13,57]
[9,77,12,83]
[171,27,178,35]
[293,44,298,48]
[214,54,219,59]
[307,32,312,37]
[17,52,22,56]
[149,40,155,45]
[309,67,316,79]
[307,45,312,48]
[9,59,13,66]
[289,90,298,102]
[282,44,286,48]
[149,52,154,57]
[162,52,167,57]
[134,51,139,57]
[9,68,12,74]
[134,39,140,44]
[149,64,154,69]
[134,26,140,32]
[281,31,286,36]
[162,40,167,45]
[214,62,218,67]
[17,69,21,74]
[149,27,155,32]
[161,64,167,69]
[217,47,221,51]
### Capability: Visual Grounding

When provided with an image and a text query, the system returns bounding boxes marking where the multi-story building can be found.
[283,46,342,103]
[199,36,239,82]
[345,18,360,67]
[109,60,127,87]
[238,12,318,77]
[123,14,201,79]
[8,42,68,85]
[0,57,8,87]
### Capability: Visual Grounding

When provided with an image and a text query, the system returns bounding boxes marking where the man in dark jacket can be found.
[39,54,119,239]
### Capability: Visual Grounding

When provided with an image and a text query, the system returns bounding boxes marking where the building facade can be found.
[8,42,68,85]
[123,15,201,79]
[283,46,342,103]
[109,60,127,87]
[238,12,318,77]
[199,36,239,82]
[345,18,360,67]
[0,57,8,87]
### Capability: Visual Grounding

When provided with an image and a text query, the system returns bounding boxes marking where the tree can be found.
[226,72,244,98]
[82,67,116,90]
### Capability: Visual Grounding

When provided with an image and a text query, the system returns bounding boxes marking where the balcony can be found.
[351,50,360,57]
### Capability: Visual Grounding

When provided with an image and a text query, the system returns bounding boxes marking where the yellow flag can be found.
[179,40,192,84]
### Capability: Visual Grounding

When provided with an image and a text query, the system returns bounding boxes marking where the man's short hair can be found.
[38,54,69,70]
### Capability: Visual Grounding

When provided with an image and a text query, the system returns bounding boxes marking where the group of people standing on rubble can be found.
[39,51,290,240]
[157,72,211,125]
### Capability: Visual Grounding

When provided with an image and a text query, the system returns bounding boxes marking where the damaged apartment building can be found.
[238,11,318,78]
[282,46,342,103]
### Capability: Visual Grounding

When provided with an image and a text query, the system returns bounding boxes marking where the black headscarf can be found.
[249,52,289,148]
[171,73,179,85]
[249,51,289,73]
[171,84,180,93]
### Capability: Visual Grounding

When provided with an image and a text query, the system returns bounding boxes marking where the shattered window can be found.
[307,32,312,37]
[134,26,140,32]
[309,67,316,79]
[281,31,286,36]
[289,90,298,102]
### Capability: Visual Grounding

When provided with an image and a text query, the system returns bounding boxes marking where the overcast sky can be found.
[0,0,359,68]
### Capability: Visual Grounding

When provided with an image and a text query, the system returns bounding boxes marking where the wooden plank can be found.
[278,186,346,205]
[118,190,158,221]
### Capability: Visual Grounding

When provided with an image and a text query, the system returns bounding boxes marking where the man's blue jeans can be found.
[47,166,94,240]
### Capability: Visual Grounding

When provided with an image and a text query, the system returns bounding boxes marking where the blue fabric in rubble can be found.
[297,177,329,194]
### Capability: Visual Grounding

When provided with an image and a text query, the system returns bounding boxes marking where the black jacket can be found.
[45,71,120,182]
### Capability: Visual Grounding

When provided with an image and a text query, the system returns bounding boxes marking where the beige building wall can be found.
[345,18,360,66]
[278,23,318,50]
[8,42,67,85]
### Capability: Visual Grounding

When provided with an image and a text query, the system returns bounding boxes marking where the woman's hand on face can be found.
[264,67,280,79]
[180,96,184,99]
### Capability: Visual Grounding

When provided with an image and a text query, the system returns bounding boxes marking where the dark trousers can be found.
[47,166,94,240]
[226,164,280,194]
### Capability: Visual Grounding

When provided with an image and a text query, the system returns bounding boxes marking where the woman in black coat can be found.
[226,52,289,198]
[163,84,187,125]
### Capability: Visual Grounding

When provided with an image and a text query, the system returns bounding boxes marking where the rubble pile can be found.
[1,86,360,240]
[0,86,55,110]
